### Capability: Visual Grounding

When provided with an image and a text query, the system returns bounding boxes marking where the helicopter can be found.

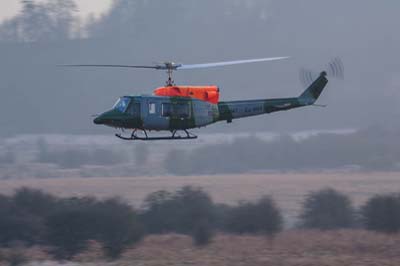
[64,57,343,141]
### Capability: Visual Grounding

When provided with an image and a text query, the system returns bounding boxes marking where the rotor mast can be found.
[160,62,181,86]
[166,65,175,86]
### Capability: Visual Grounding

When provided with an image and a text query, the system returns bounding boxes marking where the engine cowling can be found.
[153,85,219,104]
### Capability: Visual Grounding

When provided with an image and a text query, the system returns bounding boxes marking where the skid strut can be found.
[115,129,197,141]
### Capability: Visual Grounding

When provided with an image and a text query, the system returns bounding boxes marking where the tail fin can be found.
[299,72,328,105]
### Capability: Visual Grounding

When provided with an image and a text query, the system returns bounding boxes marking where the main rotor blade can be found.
[60,64,158,69]
[61,56,290,71]
[177,56,290,70]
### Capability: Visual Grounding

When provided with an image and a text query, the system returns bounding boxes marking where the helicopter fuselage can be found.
[93,71,328,133]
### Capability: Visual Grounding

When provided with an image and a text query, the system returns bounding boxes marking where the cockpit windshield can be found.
[113,97,131,113]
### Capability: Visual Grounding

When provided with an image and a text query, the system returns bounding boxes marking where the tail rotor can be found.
[300,57,344,87]
[327,57,344,80]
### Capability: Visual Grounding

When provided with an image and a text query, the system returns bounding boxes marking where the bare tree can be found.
[20,0,53,42]
[0,18,20,42]
[45,0,78,40]
[0,0,78,43]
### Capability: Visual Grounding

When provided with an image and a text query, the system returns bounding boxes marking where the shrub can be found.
[172,186,216,234]
[192,219,213,246]
[95,198,145,259]
[0,195,44,246]
[141,190,176,233]
[141,186,216,244]
[46,199,97,259]
[46,197,144,259]
[13,187,58,217]
[361,194,400,233]
[213,203,233,230]
[299,188,355,229]
[224,196,283,236]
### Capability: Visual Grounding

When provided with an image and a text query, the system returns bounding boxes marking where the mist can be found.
[0,126,398,179]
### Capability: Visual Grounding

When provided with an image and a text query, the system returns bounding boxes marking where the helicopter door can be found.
[161,102,192,129]
[126,102,141,118]
[143,100,169,130]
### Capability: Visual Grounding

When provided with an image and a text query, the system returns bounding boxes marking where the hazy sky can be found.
[0,0,112,21]
[0,0,399,135]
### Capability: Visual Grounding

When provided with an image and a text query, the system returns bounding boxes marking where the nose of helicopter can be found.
[93,110,121,126]
[93,112,109,125]
[93,116,104,125]
[93,109,129,127]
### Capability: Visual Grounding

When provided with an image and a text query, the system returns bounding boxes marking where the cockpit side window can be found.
[113,97,131,113]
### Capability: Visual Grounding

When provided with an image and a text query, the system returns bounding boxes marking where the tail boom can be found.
[217,72,329,122]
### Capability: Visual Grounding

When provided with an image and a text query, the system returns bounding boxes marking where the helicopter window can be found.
[162,103,190,118]
[148,103,156,114]
[162,103,172,117]
[174,103,190,118]
[127,102,140,116]
[113,97,131,113]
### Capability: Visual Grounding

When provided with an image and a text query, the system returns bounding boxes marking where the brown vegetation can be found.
[120,231,400,266]
[1,231,399,266]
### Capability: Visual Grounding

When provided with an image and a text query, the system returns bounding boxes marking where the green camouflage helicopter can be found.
[65,57,343,141]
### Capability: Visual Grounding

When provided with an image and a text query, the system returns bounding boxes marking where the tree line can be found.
[0,0,78,42]
[0,0,272,43]
[0,186,399,260]
[165,128,400,175]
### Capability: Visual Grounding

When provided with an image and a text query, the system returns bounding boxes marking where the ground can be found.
[119,231,400,266]
[3,231,400,266]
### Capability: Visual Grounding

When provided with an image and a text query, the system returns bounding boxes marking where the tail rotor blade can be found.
[326,57,344,79]
[300,68,318,87]
[299,57,344,87]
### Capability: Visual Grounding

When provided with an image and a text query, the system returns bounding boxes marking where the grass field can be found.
[107,231,400,266]
[0,172,399,226]
[5,231,400,266]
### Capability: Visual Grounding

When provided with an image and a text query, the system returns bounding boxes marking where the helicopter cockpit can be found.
[113,97,131,113]
[113,96,141,117]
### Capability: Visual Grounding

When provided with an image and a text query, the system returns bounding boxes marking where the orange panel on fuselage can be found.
[153,85,220,104]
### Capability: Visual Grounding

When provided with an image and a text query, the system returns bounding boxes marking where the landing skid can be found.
[115,129,197,141]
